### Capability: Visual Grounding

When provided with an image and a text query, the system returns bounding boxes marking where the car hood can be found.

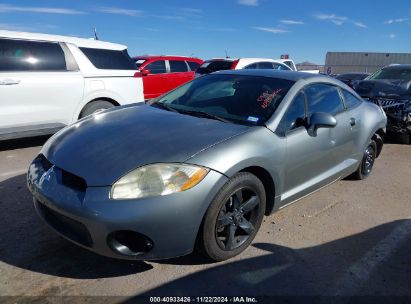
[41,105,249,186]
[354,79,411,100]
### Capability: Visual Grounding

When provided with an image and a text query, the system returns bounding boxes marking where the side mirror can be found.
[307,112,337,136]
[141,69,150,76]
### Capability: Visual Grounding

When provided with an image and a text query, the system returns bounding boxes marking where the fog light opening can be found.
[107,230,154,256]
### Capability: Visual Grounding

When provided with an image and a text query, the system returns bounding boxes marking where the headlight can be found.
[111,164,209,199]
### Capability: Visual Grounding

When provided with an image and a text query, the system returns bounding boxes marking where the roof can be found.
[0,30,127,50]
[133,55,203,61]
[216,69,329,82]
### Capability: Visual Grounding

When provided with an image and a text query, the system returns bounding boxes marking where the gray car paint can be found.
[28,70,387,260]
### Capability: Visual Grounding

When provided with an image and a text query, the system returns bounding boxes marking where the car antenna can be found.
[93,27,99,40]
[225,49,230,58]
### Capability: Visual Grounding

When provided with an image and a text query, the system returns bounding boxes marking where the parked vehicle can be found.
[0,30,144,140]
[195,58,292,76]
[335,73,369,88]
[28,70,386,262]
[353,64,411,143]
[133,55,203,99]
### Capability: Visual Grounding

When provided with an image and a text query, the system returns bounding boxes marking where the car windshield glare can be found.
[152,74,294,125]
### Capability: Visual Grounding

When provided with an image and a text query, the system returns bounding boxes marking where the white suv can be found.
[0,30,144,140]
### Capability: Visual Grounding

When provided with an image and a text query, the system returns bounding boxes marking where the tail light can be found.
[231,59,240,70]
[134,72,142,77]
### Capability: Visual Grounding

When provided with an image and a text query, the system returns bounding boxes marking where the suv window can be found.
[169,60,188,73]
[146,60,167,74]
[277,91,306,136]
[196,60,234,75]
[258,62,274,69]
[342,90,362,109]
[187,61,200,71]
[273,63,289,71]
[305,84,344,116]
[244,63,258,69]
[80,47,135,70]
[0,38,66,71]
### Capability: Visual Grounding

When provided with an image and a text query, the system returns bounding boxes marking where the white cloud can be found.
[0,23,30,31]
[384,18,408,24]
[314,13,347,25]
[150,14,184,21]
[280,19,304,25]
[144,27,160,32]
[253,26,288,34]
[0,4,85,14]
[389,33,396,39]
[238,0,259,6]
[352,21,367,28]
[96,7,142,16]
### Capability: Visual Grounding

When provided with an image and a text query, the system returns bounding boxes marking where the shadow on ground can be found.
[0,135,51,152]
[138,220,411,298]
[0,174,152,279]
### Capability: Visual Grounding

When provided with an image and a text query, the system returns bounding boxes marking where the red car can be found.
[133,55,203,99]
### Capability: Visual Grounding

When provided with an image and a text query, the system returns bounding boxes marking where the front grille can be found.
[36,200,93,247]
[367,98,407,113]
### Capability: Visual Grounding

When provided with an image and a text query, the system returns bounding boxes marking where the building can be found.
[296,61,324,73]
[325,52,411,74]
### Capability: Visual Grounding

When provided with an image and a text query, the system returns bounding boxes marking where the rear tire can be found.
[351,140,377,180]
[199,172,266,262]
[79,100,115,118]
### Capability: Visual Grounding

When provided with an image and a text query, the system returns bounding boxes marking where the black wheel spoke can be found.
[239,217,255,235]
[217,213,233,228]
[225,224,237,250]
[232,189,243,209]
[241,195,259,213]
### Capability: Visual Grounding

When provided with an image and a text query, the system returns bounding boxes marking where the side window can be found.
[342,90,362,109]
[187,61,200,71]
[305,84,344,116]
[80,47,135,70]
[0,38,66,71]
[244,63,258,69]
[169,60,188,73]
[273,63,289,71]
[277,91,306,136]
[258,62,274,69]
[146,60,167,74]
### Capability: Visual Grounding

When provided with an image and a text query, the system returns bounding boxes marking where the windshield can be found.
[149,74,294,126]
[196,60,235,75]
[369,67,411,80]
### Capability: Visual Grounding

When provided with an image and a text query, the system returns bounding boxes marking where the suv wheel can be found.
[80,100,115,118]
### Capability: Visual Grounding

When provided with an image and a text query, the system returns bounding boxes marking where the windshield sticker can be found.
[247,116,259,122]
[257,89,282,109]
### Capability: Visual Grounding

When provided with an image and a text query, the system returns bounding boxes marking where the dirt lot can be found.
[0,136,410,302]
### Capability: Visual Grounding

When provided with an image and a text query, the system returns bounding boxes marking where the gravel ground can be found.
[0,136,410,302]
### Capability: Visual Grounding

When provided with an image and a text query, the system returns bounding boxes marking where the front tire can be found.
[200,172,266,261]
[351,140,377,180]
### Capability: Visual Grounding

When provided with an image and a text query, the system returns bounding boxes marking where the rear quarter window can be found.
[187,61,200,71]
[80,47,136,70]
[0,38,66,71]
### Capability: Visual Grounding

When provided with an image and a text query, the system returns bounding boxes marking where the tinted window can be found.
[244,63,258,69]
[80,47,135,70]
[305,84,344,116]
[342,90,362,108]
[134,59,146,68]
[187,61,200,71]
[152,74,295,126]
[0,38,66,71]
[273,63,290,71]
[258,62,274,69]
[278,91,306,136]
[146,60,167,74]
[169,60,188,72]
[369,67,411,80]
[196,60,234,75]
[284,61,293,69]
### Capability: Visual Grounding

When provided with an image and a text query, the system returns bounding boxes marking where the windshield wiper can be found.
[179,110,230,123]
[149,101,179,113]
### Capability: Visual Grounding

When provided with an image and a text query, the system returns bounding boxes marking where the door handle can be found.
[349,118,356,126]
[0,78,21,85]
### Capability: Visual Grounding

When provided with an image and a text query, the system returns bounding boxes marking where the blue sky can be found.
[0,0,410,64]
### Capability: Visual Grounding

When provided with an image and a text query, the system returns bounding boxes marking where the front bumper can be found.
[27,155,228,260]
